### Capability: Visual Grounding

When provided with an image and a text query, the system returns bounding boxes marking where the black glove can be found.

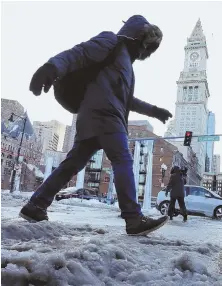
[29,63,58,96]
[152,106,172,124]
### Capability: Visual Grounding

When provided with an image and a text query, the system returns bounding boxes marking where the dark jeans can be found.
[30,133,142,219]
[168,196,187,218]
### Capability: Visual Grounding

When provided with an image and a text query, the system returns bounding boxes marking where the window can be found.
[183,87,187,101]
[189,62,199,68]
[188,87,193,101]
[189,187,207,197]
[194,86,198,101]
[4,168,11,175]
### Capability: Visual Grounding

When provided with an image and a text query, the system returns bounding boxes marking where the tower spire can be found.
[189,18,205,41]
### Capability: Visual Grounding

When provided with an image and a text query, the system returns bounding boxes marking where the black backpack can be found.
[53,41,122,114]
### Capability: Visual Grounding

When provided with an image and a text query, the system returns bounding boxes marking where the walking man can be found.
[20,15,172,235]
[166,166,188,222]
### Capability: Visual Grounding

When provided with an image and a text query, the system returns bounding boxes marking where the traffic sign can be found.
[198,135,220,142]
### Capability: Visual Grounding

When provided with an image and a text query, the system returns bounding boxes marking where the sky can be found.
[1,1,222,165]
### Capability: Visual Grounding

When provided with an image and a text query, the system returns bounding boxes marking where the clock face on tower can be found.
[190,52,200,62]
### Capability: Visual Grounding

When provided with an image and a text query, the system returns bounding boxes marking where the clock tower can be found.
[174,19,210,174]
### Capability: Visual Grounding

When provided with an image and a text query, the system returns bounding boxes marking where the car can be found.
[156,185,222,219]
[75,188,98,200]
[55,187,97,201]
[55,187,78,201]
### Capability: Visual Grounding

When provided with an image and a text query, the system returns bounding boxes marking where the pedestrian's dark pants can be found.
[30,133,142,219]
[168,197,187,218]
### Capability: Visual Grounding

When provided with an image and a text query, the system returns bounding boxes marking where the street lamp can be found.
[161,163,167,187]
[9,112,27,193]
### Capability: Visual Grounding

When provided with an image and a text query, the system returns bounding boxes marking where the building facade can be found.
[164,119,176,137]
[212,154,221,174]
[1,99,43,189]
[62,114,78,152]
[1,133,43,189]
[62,125,72,152]
[41,150,67,169]
[172,19,210,174]
[205,111,215,172]
[128,120,153,133]
[33,120,65,152]
[202,172,222,196]
[1,98,24,123]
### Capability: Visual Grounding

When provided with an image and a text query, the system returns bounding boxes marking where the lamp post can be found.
[9,113,27,193]
[161,163,167,187]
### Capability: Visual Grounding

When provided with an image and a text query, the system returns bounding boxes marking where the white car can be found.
[156,185,222,219]
[55,187,78,201]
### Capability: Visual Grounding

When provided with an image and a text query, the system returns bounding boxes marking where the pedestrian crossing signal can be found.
[184,131,193,146]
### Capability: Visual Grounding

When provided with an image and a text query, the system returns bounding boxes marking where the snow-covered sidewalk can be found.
[1,191,222,286]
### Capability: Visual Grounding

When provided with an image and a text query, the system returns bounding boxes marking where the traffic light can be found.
[184,131,193,146]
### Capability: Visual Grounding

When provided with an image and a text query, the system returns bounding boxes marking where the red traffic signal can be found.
[184,131,193,146]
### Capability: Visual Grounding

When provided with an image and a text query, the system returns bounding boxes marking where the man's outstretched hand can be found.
[29,63,58,96]
[152,106,172,124]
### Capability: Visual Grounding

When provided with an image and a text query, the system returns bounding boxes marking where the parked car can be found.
[55,187,78,201]
[74,188,98,200]
[156,185,222,219]
[55,187,97,201]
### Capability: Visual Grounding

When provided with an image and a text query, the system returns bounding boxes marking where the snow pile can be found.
[172,253,208,275]
[2,220,222,286]
[26,163,44,178]
[1,191,30,206]
[1,189,10,193]
[1,220,102,241]
[1,191,222,286]
[56,197,119,210]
